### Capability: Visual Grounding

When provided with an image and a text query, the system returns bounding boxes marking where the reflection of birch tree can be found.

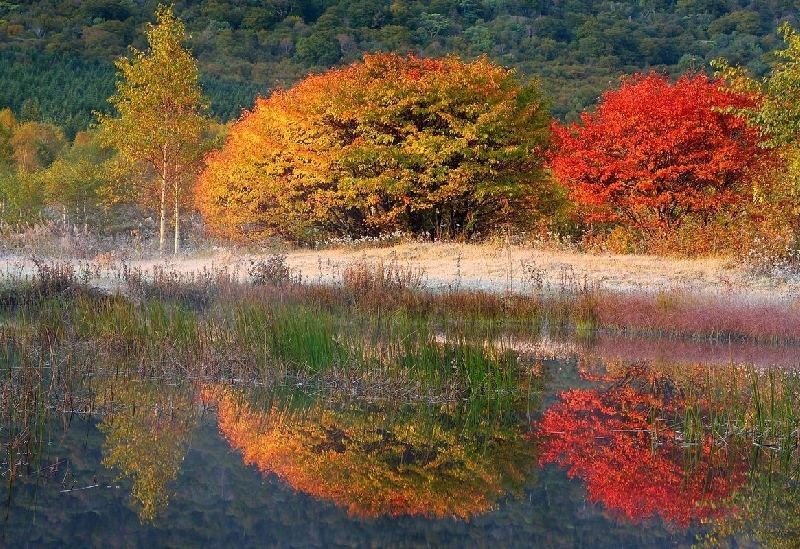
[702,473,800,548]
[697,368,800,547]
[99,381,197,521]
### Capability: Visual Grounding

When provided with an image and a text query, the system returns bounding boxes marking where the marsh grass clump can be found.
[122,263,236,309]
[248,253,294,286]
[629,361,800,455]
[0,258,97,312]
[0,258,532,412]
[229,301,353,376]
[341,256,426,306]
[0,259,538,524]
[6,256,800,524]
[595,291,800,344]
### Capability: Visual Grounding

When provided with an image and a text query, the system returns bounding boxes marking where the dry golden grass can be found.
[2,241,799,306]
[277,242,800,305]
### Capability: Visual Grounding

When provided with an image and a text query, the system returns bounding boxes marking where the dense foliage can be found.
[1,0,797,132]
[550,72,765,236]
[717,22,800,200]
[3,2,800,256]
[197,53,553,241]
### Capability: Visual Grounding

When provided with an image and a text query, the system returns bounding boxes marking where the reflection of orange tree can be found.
[99,381,197,521]
[536,366,747,527]
[206,386,536,519]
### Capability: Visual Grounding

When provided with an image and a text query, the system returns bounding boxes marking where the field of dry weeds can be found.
[2,241,799,305]
[276,242,800,305]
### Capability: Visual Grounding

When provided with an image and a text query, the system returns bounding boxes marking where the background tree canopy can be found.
[196,53,553,242]
[1,0,797,133]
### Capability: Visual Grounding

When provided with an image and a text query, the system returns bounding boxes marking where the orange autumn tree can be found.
[196,53,553,242]
[550,72,764,236]
[536,366,747,527]
[205,386,536,519]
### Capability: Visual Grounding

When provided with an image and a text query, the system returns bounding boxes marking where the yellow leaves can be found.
[205,385,534,520]
[196,53,551,241]
[99,381,197,522]
[97,4,207,175]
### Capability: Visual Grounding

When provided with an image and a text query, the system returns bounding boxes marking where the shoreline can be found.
[281,242,800,305]
[2,242,800,365]
[1,241,799,305]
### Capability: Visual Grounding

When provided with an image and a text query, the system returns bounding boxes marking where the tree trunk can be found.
[159,145,168,254]
[174,177,180,255]
[159,178,167,253]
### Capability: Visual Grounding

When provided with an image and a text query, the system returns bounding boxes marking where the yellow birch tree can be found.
[97,4,209,254]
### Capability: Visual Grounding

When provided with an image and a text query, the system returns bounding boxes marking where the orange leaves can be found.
[196,53,552,242]
[550,71,766,235]
[205,385,534,520]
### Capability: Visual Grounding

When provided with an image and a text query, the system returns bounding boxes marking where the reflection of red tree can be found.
[537,374,746,527]
[206,386,535,519]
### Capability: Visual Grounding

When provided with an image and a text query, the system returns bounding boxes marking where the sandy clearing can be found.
[2,241,796,305]
[278,242,800,304]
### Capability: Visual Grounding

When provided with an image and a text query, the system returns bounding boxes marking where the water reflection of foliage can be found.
[98,380,198,521]
[0,340,71,489]
[206,385,538,519]
[693,367,800,547]
[537,364,750,527]
[0,268,542,523]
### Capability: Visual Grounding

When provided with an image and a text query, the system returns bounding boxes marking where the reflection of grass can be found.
[0,343,53,484]
[585,360,800,543]
[665,364,800,547]
[4,258,800,526]
[0,260,546,521]
[0,260,546,399]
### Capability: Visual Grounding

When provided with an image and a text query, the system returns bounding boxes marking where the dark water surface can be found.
[1,418,700,549]
[4,353,773,549]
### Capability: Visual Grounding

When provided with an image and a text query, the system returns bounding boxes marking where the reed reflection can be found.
[537,360,800,536]
[537,363,751,527]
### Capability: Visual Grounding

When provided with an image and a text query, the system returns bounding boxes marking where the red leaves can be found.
[550,71,765,234]
[536,369,747,527]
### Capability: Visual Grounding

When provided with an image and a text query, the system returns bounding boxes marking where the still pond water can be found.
[4,328,799,549]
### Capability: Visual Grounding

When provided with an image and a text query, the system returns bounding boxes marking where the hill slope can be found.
[0,0,795,134]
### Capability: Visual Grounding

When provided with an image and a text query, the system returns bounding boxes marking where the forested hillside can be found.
[1,0,797,135]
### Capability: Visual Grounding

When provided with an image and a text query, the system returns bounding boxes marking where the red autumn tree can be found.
[536,369,747,527]
[550,72,765,235]
[196,53,553,242]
